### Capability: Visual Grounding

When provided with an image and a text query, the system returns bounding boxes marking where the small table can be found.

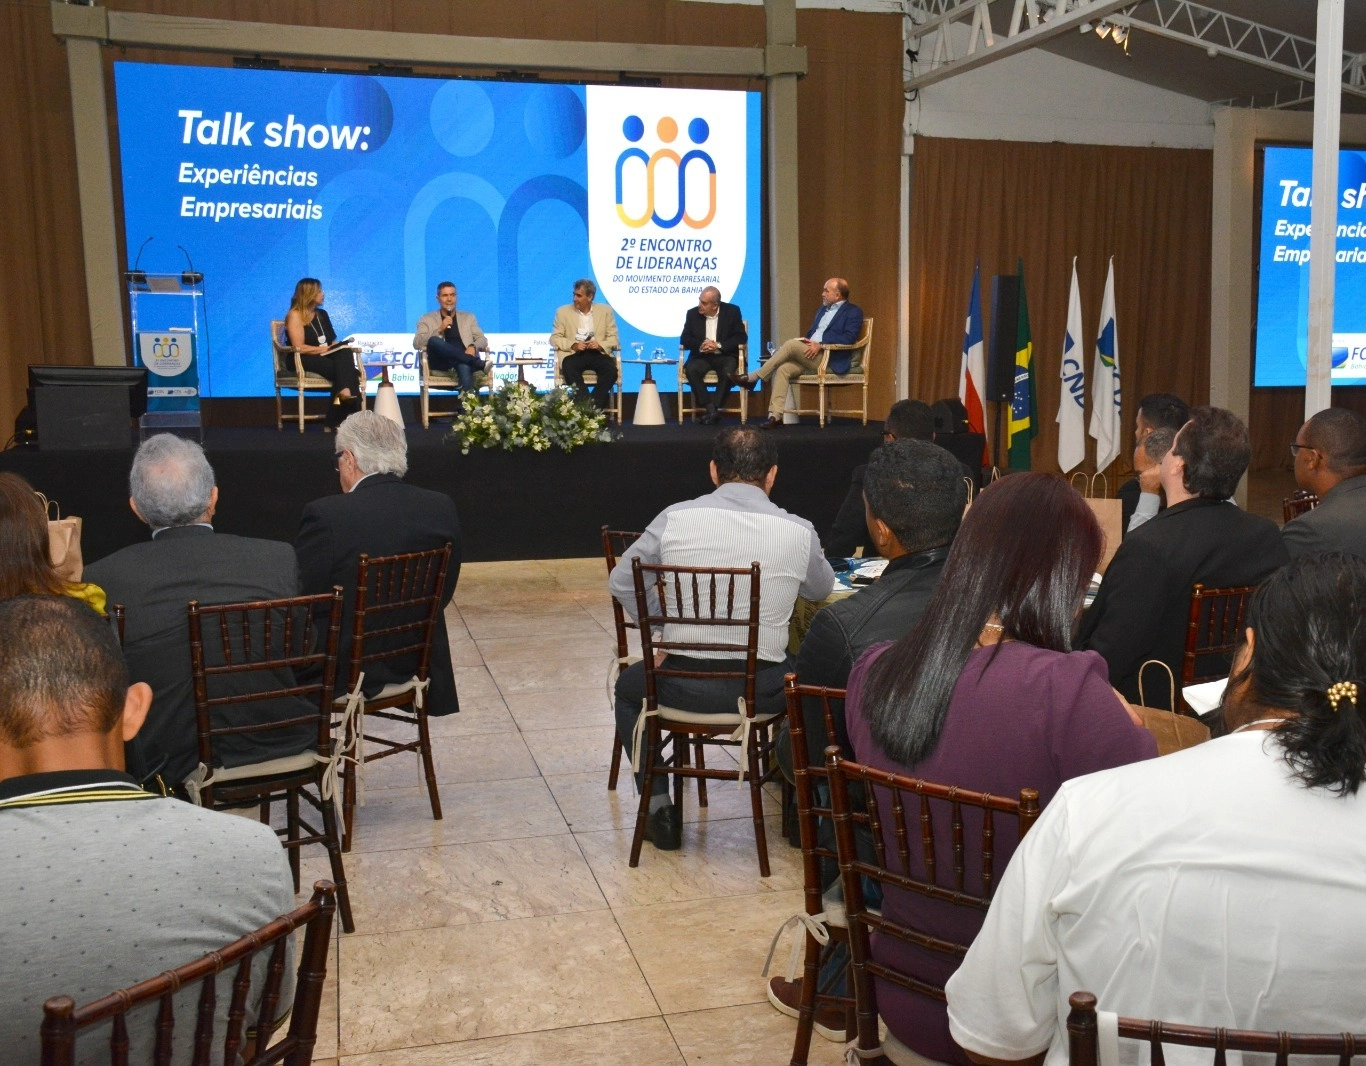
[622,358,676,426]
[512,356,546,385]
[359,352,405,427]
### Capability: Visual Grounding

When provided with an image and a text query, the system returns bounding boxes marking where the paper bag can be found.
[1134,660,1210,756]
[1085,497,1123,574]
[37,492,83,582]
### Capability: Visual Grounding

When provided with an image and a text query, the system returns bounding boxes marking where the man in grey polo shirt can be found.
[0,596,296,1063]
[609,426,836,849]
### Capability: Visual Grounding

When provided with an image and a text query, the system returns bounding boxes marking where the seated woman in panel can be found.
[0,472,105,613]
[842,472,1157,1065]
[284,277,361,429]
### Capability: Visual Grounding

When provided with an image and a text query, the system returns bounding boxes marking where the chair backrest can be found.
[187,589,344,791]
[346,545,452,691]
[630,557,762,715]
[826,747,1040,1052]
[851,317,873,371]
[601,526,642,660]
[784,676,847,914]
[1066,990,1366,1066]
[40,881,337,1066]
[1283,491,1320,523]
[269,319,292,375]
[1182,583,1256,687]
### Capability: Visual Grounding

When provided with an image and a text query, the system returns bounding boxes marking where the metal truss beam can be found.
[904,0,1133,91]
[1114,0,1366,103]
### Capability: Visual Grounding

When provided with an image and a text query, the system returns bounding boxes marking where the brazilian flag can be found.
[1007,259,1037,469]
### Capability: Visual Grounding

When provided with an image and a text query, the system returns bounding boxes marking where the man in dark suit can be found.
[1079,406,1289,709]
[733,277,864,429]
[85,434,313,791]
[295,410,462,716]
[1283,407,1366,559]
[680,286,747,425]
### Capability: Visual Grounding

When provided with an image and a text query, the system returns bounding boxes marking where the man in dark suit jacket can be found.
[1283,408,1366,559]
[733,277,864,429]
[295,410,462,715]
[85,435,313,790]
[680,286,747,425]
[1079,406,1288,709]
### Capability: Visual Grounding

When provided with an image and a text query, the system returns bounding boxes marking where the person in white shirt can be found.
[549,279,620,411]
[945,552,1366,1066]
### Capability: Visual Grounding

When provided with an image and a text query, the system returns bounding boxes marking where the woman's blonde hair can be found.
[289,277,323,323]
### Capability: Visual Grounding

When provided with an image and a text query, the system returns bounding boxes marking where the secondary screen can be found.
[113,62,763,397]
[1256,145,1366,387]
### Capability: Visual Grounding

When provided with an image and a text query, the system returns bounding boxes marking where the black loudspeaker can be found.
[986,274,1020,403]
[34,385,132,451]
[931,398,969,435]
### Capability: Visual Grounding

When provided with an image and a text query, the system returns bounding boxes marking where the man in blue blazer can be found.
[733,277,863,429]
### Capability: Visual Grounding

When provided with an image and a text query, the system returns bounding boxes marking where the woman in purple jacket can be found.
[843,472,1157,1065]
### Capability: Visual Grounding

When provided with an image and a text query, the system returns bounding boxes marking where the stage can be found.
[0,419,884,565]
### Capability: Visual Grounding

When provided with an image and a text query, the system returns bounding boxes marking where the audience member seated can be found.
[826,399,939,558]
[609,426,836,850]
[0,471,105,613]
[841,473,1157,1066]
[1123,424,1175,535]
[1116,392,1188,537]
[946,553,1366,1065]
[296,410,462,715]
[0,596,295,1064]
[1079,406,1288,708]
[1283,407,1366,559]
[84,435,313,792]
[793,439,966,770]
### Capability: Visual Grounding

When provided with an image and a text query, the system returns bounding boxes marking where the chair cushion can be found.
[278,371,332,388]
[655,705,783,727]
[210,749,321,783]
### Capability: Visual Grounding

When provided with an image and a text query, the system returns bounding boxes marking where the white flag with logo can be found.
[1056,259,1086,474]
[1088,257,1121,473]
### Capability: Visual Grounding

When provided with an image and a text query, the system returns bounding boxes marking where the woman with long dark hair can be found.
[944,554,1366,1061]
[0,472,105,612]
[284,277,361,428]
[841,472,1155,1065]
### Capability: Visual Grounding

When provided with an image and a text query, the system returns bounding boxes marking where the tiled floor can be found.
[298,557,844,1065]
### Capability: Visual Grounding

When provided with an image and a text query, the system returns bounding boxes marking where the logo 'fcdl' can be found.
[615,115,716,229]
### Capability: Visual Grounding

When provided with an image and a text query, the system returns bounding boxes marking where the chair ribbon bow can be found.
[630,700,659,778]
[845,1043,888,1064]
[729,696,755,789]
[761,911,831,983]
[334,671,367,808]
[184,763,215,807]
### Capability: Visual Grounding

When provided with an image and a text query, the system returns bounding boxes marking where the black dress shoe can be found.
[730,371,752,386]
[759,415,783,430]
[645,804,682,850]
[705,403,719,425]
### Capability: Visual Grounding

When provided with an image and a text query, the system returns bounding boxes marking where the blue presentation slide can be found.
[1256,145,1366,387]
[113,62,763,398]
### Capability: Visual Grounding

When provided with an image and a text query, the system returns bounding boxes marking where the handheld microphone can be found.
[177,245,203,285]
[126,236,153,284]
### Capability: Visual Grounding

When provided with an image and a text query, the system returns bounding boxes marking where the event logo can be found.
[139,333,193,377]
[587,85,747,336]
[615,115,716,230]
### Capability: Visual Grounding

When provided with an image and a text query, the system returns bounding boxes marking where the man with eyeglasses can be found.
[1283,408,1366,559]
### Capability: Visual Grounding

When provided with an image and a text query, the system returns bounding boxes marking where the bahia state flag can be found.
[1057,258,1086,474]
[958,262,989,464]
[1007,259,1037,469]
[1088,256,1122,473]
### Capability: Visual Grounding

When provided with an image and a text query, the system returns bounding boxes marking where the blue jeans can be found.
[426,336,483,391]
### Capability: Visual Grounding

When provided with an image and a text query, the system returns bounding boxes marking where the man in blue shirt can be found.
[733,277,864,429]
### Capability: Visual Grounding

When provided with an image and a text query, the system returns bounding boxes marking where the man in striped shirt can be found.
[610,426,835,849]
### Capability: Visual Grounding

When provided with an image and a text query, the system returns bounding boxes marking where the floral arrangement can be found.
[448,380,614,455]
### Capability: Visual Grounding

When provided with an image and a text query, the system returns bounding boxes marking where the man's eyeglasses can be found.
[1289,442,1317,458]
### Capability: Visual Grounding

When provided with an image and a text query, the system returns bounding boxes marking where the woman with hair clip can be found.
[943,552,1366,1064]
[840,473,1156,1066]
[0,472,105,613]
[284,277,361,429]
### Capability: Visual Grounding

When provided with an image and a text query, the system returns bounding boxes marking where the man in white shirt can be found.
[681,286,747,424]
[549,278,620,410]
[945,555,1366,1066]
[609,426,836,848]
[733,277,864,429]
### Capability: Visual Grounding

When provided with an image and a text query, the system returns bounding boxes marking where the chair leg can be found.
[607,733,624,791]
[297,389,306,433]
[421,381,430,429]
[417,704,443,822]
[790,924,826,1066]
[673,732,687,813]
[694,740,708,807]
[286,788,301,892]
[259,798,271,824]
[274,387,283,431]
[747,729,771,877]
[629,717,658,867]
[318,790,355,934]
[341,744,357,854]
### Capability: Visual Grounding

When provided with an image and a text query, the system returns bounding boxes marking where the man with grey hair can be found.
[680,286,746,425]
[550,278,620,410]
[296,410,463,715]
[85,434,308,792]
